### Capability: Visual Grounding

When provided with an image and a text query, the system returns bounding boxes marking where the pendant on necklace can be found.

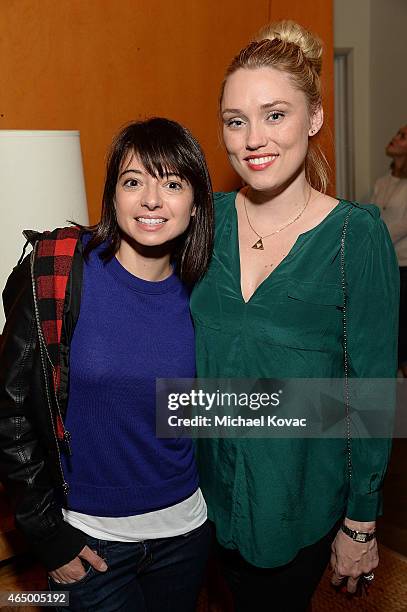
[252,238,264,250]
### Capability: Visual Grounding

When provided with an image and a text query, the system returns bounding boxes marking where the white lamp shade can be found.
[0,130,89,331]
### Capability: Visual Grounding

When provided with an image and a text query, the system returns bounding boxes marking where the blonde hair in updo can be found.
[221,20,329,192]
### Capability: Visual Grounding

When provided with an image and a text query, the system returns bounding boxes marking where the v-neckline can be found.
[232,193,345,304]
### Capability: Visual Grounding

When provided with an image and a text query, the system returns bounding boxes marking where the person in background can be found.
[372,124,407,377]
[0,117,213,612]
[191,20,399,611]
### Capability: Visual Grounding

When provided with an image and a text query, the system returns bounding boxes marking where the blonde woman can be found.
[191,21,398,611]
[372,124,407,377]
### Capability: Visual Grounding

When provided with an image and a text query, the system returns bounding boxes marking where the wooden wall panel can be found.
[0,1,269,222]
[0,1,333,223]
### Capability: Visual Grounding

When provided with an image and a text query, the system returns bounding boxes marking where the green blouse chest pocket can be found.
[258,280,344,351]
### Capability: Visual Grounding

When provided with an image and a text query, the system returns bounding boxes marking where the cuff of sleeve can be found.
[346,489,383,522]
[31,521,87,571]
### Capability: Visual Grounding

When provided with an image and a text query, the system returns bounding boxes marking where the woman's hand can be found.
[49,545,108,584]
[330,519,378,593]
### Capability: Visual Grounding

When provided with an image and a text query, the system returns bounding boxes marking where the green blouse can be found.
[190,192,399,568]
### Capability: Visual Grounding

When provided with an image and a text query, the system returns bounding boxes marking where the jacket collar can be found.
[30,226,82,386]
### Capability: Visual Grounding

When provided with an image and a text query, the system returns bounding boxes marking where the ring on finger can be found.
[363,572,375,582]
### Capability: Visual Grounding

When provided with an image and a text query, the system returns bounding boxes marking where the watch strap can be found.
[341,523,376,542]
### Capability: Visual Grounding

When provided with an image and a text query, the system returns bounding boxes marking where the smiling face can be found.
[221,67,322,193]
[115,153,195,249]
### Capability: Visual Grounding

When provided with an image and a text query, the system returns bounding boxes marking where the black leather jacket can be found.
[0,231,87,570]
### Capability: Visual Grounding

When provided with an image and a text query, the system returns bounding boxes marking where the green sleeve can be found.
[345,212,399,520]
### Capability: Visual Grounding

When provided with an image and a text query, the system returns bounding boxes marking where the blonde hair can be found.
[221,20,329,192]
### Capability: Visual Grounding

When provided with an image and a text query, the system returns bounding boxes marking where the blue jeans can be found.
[49,521,211,611]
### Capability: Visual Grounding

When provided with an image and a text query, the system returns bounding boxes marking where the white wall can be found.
[334,0,407,202]
[370,0,407,185]
[334,0,371,201]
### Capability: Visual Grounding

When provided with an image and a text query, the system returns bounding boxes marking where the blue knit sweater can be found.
[61,245,198,516]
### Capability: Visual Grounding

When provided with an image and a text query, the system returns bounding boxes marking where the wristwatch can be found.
[341,523,376,543]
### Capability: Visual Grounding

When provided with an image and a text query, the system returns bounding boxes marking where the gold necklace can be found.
[243,187,312,250]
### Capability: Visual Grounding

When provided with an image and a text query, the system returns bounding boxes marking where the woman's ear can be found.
[309,105,324,136]
[191,205,196,217]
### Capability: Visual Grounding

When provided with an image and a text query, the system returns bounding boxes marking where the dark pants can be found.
[217,523,338,612]
[49,521,211,612]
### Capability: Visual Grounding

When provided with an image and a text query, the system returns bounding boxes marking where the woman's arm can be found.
[345,213,398,519]
[331,211,399,592]
[381,216,407,245]
[0,256,87,571]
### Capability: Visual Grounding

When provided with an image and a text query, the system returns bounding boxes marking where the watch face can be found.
[355,533,366,542]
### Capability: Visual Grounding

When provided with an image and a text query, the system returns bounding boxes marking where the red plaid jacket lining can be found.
[34,226,81,440]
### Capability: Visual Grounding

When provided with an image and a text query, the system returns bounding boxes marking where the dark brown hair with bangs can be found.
[83,117,214,285]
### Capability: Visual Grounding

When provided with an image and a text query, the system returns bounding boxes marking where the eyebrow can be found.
[222,100,292,116]
[118,168,183,179]
[118,169,143,178]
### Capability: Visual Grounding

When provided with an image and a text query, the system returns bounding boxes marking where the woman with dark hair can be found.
[0,117,213,611]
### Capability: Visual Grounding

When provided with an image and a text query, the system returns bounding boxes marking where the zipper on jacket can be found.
[62,482,70,495]
[62,430,72,456]
[30,244,70,498]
